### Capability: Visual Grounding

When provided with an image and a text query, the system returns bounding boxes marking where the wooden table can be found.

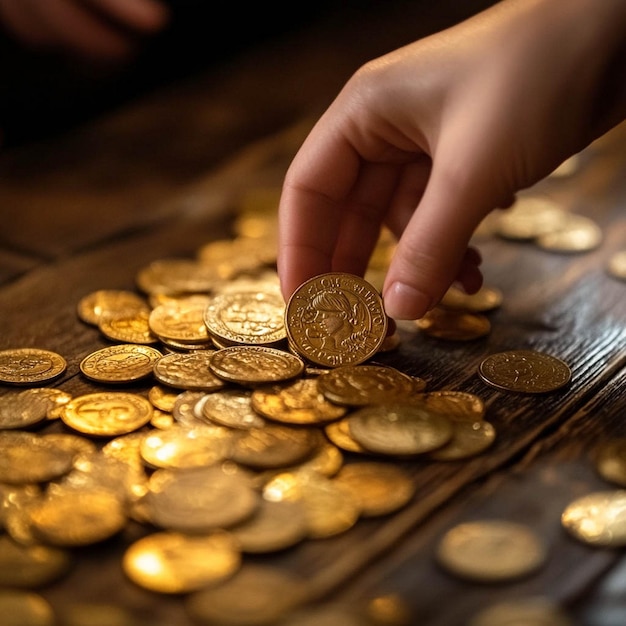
[1,2,625,625]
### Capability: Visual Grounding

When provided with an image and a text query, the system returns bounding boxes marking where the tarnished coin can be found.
[478,349,571,393]
[468,597,572,626]
[436,520,546,582]
[416,307,491,341]
[123,530,241,594]
[185,565,307,626]
[152,350,225,391]
[333,462,416,517]
[0,348,67,386]
[561,490,626,546]
[594,438,626,487]
[285,272,388,368]
[76,289,149,326]
[61,392,153,436]
[440,284,503,313]
[251,378,347,425]
[0,388,72,429]
[79,344,162,384]
[346,402,453,456]
[316,364,419,406]
[209,345,305,385]
[203,289,287,346]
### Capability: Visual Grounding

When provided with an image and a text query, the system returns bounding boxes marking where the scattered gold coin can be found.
[561,490,626,547]
[607,249,626,281]
[0,348,67,386]
[60,392,154,437]
[535,213,603,253]
[436,520,547,582]
[346,402,453,457]
[416,307,491,341]
[152,350,225,391]
[285,272,388,368]
[79,344,162,384]
[468,597,572,626]
[123,530,241,594]
[478,349,571,393]
[594,438,626,487]
[76,289,149,326]
[439,285,503,313]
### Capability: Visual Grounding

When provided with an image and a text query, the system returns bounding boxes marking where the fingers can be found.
[0,0,169,59]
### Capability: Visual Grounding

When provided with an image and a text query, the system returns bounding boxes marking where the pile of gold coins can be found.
[0,190,624,626]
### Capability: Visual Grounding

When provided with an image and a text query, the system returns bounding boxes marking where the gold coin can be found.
[229,499,309,553]
[416,307,491,341]
[0,388,69,429]
[251,378,347,425]
[79,344,162,384]
[285,272,388,368]
[561,490,626,546]
[203,289,287,346]
[229,424,318,469]
[535,214,602,253]
[0,534,73,588]
[415,390,486,421]
[333,462,416,517]
[607,249,626,280]
[136,257,226,295]
[263,470,360,539]
[61,392,153,436]
[209,345,305,385]
[140,424,233,469]
[496,195,568,240]
[346,402,453,456]
[147,384,179,412]
[148,300,211,344]
[185,565,307,626]
[428,419,496,461]
[317,364,419,407]
[436,520,546,582]
[478,349,571,393]
[0,590,55,626]
[0,432,76,484]
[0,348,67,386]
[27,489,127,547]
[440,284,503,313]
[76,289,149,326]
[152,350,225,391]
[143,466,259,532]
[123,530,241,594]
[594,438,626,487]
[200,389,267,429]
[98,309,158,345]
[324,418,369,454]
[468,597,572,626]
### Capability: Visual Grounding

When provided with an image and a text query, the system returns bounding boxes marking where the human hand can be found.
[0,0,170,60]
[278,0,626,320]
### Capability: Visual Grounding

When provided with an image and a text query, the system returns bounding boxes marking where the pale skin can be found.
[278,0,626,320]
[0,0,169,60]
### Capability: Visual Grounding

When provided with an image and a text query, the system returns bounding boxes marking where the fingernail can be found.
[383,282,432,320]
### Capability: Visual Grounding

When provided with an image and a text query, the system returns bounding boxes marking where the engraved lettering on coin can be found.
[478,350,571,393]
[152,350,225,391]
[79,344,162,383]
[285,273,388,368]
[0,348,67,386]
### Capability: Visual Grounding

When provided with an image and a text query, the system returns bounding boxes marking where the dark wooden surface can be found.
[1,2,625,625]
